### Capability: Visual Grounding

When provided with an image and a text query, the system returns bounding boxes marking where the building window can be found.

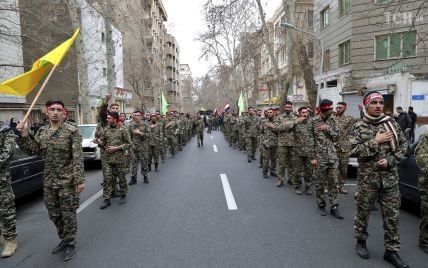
[339,0,351,16]
[101,32,105,42]
[323,49,330,71]
[339,40,351,65]
[320,6,330,29]
[307,10,314,28]
[307,42,314,58]
[375,31,417,60]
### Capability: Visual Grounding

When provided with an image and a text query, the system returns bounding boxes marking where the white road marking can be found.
[344,183,357,186]
[77,189,103,214]
[220,174,238,210]
[213,145,218,152]
[210,136,214,139]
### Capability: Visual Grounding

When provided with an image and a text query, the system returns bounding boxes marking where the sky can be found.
[162,0,282,79]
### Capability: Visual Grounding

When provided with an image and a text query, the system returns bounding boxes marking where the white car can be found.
[78,124,101,162]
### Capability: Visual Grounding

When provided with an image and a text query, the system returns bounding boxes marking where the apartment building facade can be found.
[164,33,181,111]
[179,64,194,113]
[314,0,428,120]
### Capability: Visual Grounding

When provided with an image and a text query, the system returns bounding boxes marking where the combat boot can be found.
[155,164,159,172]
[276,179,284,187]
[148,164,152,172]
[144,175,149,184]
[270,171,277,177]
[52,240,67,254]
[356,240,369,259]
[305,186,313,195]
[263,172,268,178]
[339,186,348,194]
[1,238,17,258]
[318,206,327,216]
[119,195,127,205]
[128,177,137,185]
[248,158,252,162]
[383,250,409,268]
[63,244,75,261]
[330,206,344,219]
[100,199,111,209]
[294,187,302,195]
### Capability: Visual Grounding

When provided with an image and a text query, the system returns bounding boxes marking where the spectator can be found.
[408,106,418,143]
[30,121,40,135]
[9,118,20,136]
[395,106,411,141]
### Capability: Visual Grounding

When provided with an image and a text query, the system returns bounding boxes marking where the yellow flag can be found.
[0,29,80,96]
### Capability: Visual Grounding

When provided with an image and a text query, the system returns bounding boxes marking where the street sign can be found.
[412,95,425,100]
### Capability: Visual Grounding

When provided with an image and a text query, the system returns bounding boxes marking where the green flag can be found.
[238,91,245,114]
[161,91,168,115]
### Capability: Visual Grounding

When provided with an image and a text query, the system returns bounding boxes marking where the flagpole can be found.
[22,64,58,124]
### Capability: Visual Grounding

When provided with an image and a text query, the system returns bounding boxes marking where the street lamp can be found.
[281,22,324,106]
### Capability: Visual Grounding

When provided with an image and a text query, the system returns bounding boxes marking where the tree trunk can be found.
[103,1,117,96]
[297,41,317,108]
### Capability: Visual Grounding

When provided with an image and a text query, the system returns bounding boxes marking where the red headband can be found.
[47,103,64,110]
[319,103,333,111]
[364,93,383,106]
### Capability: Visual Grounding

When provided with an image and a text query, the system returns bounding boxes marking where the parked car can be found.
[11,146,44,199]
[78,124,101,162]
[398,140,421,213]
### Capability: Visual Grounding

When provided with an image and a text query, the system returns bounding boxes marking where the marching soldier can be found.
[0,120,18,258]
[261,108,278,178]
[148,113,162,172]
[17,100,85,261]
[129,111,149,184]
[350,92,408,267]
[416,130,428,254]
[245,107,259,162]
[165,113,178,157]
[309,99,343,219]
[334,102,356,194]
[195,112,205,147]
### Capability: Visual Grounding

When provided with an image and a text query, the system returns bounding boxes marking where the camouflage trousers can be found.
[292,154,313,188]
[196,131,204,146]
[177,133,183,150]
[337,151,350,188]
[419,174,428,247]
[148,144,160,165]
[0,170,17,241]
[103,162,128,199]
[166,136,177,155]
[277,146,294,184]
[313,161,339,208]
[354,177,401,251]
[44,182,79,245]
[246,136,257,160]
[160,140,166,161]
[239,132,246,150]
[131,148,148,177]
[262,145,277,175]
[230,131,238,147]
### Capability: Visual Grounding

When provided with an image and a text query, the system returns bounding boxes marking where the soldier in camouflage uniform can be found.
[245,107,259,162]
[292,107,313,194]
[334,102,357,194]
[156,112,167,163]
[230,110,238,148]
[309,99,343,219]
[128,111,150,185]
[0,121,18,258]
[148,113,162,172]
[261,108,278,178]
[350,92,409,267]
[165,113,178,157]
[195,112,205,147]
[207,115,213,134]
[274,101,298,189]
[416,130,428,254]
[17,100,85,261]
[238,112,246,151]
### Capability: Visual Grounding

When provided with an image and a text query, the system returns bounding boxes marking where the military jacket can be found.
[195,117,204,132]
[148,122,162,146]
[274,112,297,146]
[310,115,339,163]
[350,119,407,187]
[334,114,356,153]
[261,118,278,148]
[165,120,178,137]
[0,123,16,170]
[17,123,85,186]
[416,131,428,175]
[101,124,131,164]
[293,119,314,157]
[129,121,150,146]
[245,115,259,138]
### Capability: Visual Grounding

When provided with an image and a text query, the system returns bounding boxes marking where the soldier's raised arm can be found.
[0,124,16,169]
[16,122,42,156]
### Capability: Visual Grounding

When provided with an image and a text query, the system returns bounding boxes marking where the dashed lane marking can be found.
[213,145,218,152]
[210,136,214,139]
[77,189,103,213]
[220,174,238,210]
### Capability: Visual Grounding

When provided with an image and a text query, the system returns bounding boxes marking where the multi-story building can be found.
[0,0,26,122]
[179,64,194,113]
[164,33,180,111]
[314,0,428,121]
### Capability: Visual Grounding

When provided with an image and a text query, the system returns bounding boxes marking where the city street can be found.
[3,131,426,268]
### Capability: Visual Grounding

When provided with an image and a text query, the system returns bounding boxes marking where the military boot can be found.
[100,199,111,210]
[294,187,302,195]
[52,240,67,254]
[155,164,159,172]
[319,206,327,216]
[119,195,127,205]
[356,240,369,259]
[330,206,344,219]
[1,238,17,258]
[305,186,313,195]
[248,157,252,163]
[148,164,151,172]
[263,172,268,178]
[276,179,284,187]
[383,250,409,268]
[128,177,137,185]
[144,175,149,184]
[63,244,75,261]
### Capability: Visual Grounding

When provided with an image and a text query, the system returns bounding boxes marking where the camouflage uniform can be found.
[0,123,17,242]
[293,118,314,189]
[165,118,178,156]
[261,118,278,176]
[274,112,297,185]
[245,115,259,160]
[238,115,246,151]
[195,116,204,146]
[310,115,340,208]
[334,114,357,189]
[415,131,428,249]
[159,118,167,161]
[129,121,149,179]
[148,121,162,169]
[350,119,407,251]
[207,116,213,133]
[17,122,85,246]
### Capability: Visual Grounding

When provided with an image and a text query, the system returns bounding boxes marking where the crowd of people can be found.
[220,92,427,268]
[0,92,427,267]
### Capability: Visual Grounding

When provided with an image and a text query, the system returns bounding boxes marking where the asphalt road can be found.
[3,130,426,267]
